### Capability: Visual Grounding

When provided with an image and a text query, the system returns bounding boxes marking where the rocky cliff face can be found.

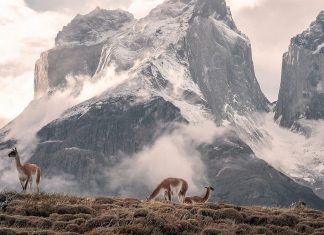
[187,0,269,119]
[275,11,324,128]
[34,8,134,99]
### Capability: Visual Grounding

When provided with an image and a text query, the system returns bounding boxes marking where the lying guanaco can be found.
[184,186,214,204]
[8,148,41,193]
[147,177,188,203]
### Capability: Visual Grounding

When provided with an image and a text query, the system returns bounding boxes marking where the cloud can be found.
[107,121,226,199]
[0,118,9,129]
[229,0,324,101]
[0,0,71,124]
[235,111,324,190]
[227,0,265,12]
[24,0,164,18]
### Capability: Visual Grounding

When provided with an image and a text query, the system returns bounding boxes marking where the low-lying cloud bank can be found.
[106,121,227,199]
[236,112,324,193]
[0,66,131,192]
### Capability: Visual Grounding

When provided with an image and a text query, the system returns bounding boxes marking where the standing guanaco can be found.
[147,178,188,203]
[8,148,41,193]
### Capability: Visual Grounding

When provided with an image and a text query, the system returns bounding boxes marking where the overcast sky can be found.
[0,0,323,128]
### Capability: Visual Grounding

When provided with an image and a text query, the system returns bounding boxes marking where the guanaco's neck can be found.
[15,154,23,168]
[202,188,210,202]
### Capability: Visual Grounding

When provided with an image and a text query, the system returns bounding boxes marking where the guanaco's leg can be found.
[29,178,33,192]
[165,185,172,201]
[20,180,25,192]
[23,177,30,192]
[164,190,168,200]
[167,190,172,201]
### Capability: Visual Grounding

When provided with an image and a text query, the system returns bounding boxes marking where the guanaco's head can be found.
[8,147,18,158]
[205,186,214,191]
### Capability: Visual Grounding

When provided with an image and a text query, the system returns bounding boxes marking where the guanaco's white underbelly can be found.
[160,182,183,196]
[170,184,182,195]
[17,169,28,181]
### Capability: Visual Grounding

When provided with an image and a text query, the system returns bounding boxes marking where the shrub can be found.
[145,213,178,235]
[255,226,274,235]
[31,230,56,235]
[187,218,199,227]
[198,208,217,218]
[178,220,200,233]
[34,218,52,229]
[115,225,152,235]
[266,225,298,235]
[94,197,117,204]
[201,227,223,235]
[70,218,86,226]
[0,228,17,235]
[84,215,118,230]
[0,214,16,226]
[54,205,94,215]
[202,203,222,210]
[314,227,324,232]
[13,216,33,228]
[235,224,254,235]
[295,223,314,234]
[174,209,192,220]
[52,221,70,231]
[213,208,244,223]
[245,216,268,226]
[158,205,175,213]
[134,208,149,218]
[65,223,81,233]
[23,206,51,217]
[276,214,299,227]
[303,220,324,229]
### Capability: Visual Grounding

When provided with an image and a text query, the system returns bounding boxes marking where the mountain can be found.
[275,11,324,128]
[1,0,324,209]
[34,0,269,119]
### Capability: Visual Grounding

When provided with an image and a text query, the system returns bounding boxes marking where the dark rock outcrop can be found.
[275,11,324,127]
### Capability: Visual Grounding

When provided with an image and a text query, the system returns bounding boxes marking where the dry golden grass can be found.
[0,192,323,234]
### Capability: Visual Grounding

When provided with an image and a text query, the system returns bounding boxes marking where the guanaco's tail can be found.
[147,183,163,201]
[36,167,41,185]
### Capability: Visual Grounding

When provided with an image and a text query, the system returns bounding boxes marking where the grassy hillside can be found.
[0,192,323,235]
